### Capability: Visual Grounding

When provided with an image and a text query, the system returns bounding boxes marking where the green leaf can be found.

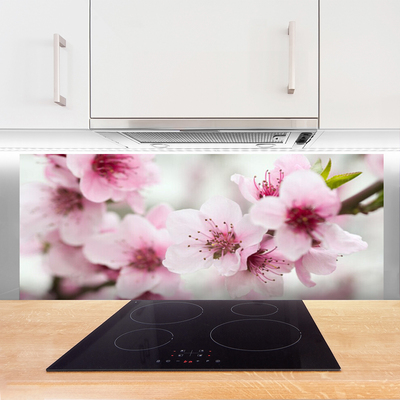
[325,172,362,189]
[310,158,323,174]
[320,158,332,180]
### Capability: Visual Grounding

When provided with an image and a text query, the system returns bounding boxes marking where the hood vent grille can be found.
[121,131,288,144]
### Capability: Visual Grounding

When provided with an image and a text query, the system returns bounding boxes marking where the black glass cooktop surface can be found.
[47,300,340,371]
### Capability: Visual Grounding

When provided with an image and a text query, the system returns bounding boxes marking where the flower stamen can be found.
[253,169,284,199]
[51,188,83,215]
[92,154,136,185]
[247,246,288,284]
[285,207,325,235]
[129,247,162,272]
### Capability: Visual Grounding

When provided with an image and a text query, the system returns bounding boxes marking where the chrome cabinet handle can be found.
[287,21,295,94]
[54,34,66,106]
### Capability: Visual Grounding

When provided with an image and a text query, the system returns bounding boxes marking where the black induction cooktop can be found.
[47,300,340,371]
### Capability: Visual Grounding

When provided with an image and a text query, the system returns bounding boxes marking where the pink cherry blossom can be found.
[163,196,266,277]
[225,235,293,298]
[42,154,79,189]
[146,203,174,229]
[250,169,367,261]
[231,154,311,203]
[83,214,180,299]
[273,154,312,176]
[294,226,368,287]
[20,181,106,246]
[294,247,338,287]
[42,229,116,280]
[66,154,160,212]
[22,229,117,299]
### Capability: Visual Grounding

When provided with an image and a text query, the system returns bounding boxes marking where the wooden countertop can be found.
[0,300,399,400]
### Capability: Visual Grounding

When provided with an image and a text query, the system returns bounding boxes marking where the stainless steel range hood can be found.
[91,118,318,150]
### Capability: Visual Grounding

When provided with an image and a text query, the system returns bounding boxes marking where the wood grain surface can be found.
[0,300,399,399]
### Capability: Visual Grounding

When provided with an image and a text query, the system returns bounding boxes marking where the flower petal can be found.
[166,209,207,243]
[83,232,131,269]
[294,259,316,287]
[125,191,146,214]
[301,248,337,275]
[79,169,113,203]
[225,271,284,298]
[316,223,368,254]
[66,154,95,177]
[20,182,59,240]
[99,211,121,233]
[225,271,256,298]
[213,251,241,277]
[200,196,243,226]
[120,214,159,249]
[163,242,214,273]
[274,224,312,261]
[273,154,311,176]
[116,267,161,299]
[250,196,287,230]
[44,241,97,278]
[279,170,341,218]
[44,157,79,189]
[59,200,105,246]
[253,274,284,297]
[150,268,181,297]
[234,214,266,248]
[231,174,259,203]
[146,203,174,229]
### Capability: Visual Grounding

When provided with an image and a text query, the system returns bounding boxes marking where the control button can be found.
[215,360,221,363]
[197,354,203,357]
[198,349,204,353]
[156,360,161,363]
[178,354,184,357]
[166,360,171,363]
[179,349,185,353]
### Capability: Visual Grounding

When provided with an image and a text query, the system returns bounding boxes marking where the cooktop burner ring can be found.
[130,301,204,325]
[231,302,279,317]
[210,319,302,352]
[114,328,174,352]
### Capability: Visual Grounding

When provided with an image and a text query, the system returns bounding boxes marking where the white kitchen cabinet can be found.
[0,0,89,129]
[320,0,400,129]
[90,0,318,121]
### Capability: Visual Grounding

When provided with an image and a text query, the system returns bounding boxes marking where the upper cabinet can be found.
[1,0,397,131]
[0,0,89,129]
[320,0,400,129]
[90,0,318,120]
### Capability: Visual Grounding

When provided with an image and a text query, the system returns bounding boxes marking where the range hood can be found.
[94,129,317,150]
[91,119,318,150]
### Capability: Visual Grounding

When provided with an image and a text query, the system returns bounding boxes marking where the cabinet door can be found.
[91,0,318,119]
[0,0,89,129]
[320,0,400,129]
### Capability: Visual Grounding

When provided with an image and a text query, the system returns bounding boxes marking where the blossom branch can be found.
[49,277,116,300]
[338,181,383,215]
